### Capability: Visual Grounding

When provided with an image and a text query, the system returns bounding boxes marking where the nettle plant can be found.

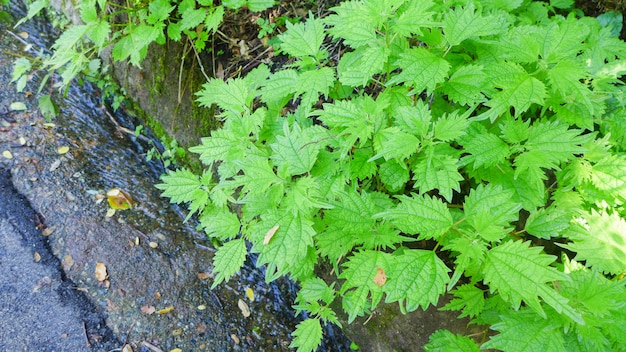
[156,0,626,351]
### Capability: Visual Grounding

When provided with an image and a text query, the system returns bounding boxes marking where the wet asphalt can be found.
[0,169,119,351]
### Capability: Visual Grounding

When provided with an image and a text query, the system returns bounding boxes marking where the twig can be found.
[83,321,92,348]
[101,105,151,143]
[142,341,165,352]
[191,42,212,82]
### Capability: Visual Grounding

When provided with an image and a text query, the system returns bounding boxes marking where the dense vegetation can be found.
[14,0,626,351]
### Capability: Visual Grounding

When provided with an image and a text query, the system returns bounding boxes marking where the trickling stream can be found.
[2,1,351,350]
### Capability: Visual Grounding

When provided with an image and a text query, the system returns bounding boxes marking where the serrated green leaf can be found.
[325,1,377,48]
[389,0,436,37]
[441,65,487,105]
[315,226,360,262]
[325,188,376,234]
[196,78,250,114]
[387,47,450,95]
[232,155,282,196]
[200,209,241,241]
[590,155,626,200]
[270,122,327,176]
[296,66,335,110]
[412,153,463,202]
[211,239,247,288]
[112,25,162,66]
[222,0,245,9]
[433,111,469,142]
[260,69,298,106]
[377,194,453,240]
[442,284,486,319]
[483,240,573,319]
[443,2,504,46]
[393,102,431,136]
[147,0,175,24]
[563,210,626,275]
[424,329,481,352]
[340,250,391,322]
[482,309,566,352]
[477,63,546,122]
[349,147,377,181]
[464,184,521,241]
[204,5,224,33]
[156,169,202,203]
[289,318,322,352]
[188,129,241,166]
[539,17,590,63]
[179,7,206,30]
[337,41,389,87]
[379,160,409,193]
[317,99,374,146]
[384,249,449,312]
[459,123,510,169]
[252,210,315,282]
[278,12,325,58]
[371,127,420,162]
[525,208,571,239]
[88,20,111,49]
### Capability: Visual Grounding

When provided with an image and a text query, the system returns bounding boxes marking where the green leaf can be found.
[349,148,377,181]
[483,240,573,319]
[424,329,481,352]
[325,1,377,48]
[477,63,546,122]
[38,95,58,120]
[15,0,48,26]
[155,169,201,203]
[112,25,162,66]
[433,111,470,142]
[211,238,247,288]
[379,160,409,193]
[296,67,335,110]
[525,208,571,240]
[443,2,504,46]
[289,318,322,352]
[590,155,626,200]
[377,194,453,240]
[204,5,224,33]
[317,99,374,148]
[179,7,206,31]
[148,0,175,24]
[383,249,450,313]
[233,155,282,197]
[339,250,391,322]
[393,102,431,137]
[270,122,327,176]
[441,65,487,105]
[252,210,315,282]
[539,17,590,62]
[482,309,566,352]
[387,47,450,95]
[459,123,510,169]
[196,78,250,114]
[260,69,298,106]
[199,209,241,241]
[325,188,376,235]
[389,0,436,37]
[371,127,420,162]
[188,129,241,166]
[563,210,626,275]
[278,12,325,58]
[247,0,275,12]
[412,153,463,202]
[464,184,521,242]
[442,284,486,319]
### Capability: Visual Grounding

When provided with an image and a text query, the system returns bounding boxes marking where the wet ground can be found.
[0,3,350,351]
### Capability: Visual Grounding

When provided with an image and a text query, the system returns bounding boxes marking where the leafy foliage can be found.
[28,0,626,350]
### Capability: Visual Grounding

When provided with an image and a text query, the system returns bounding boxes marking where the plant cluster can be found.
[13,0,626,350]
[157,0,626,351]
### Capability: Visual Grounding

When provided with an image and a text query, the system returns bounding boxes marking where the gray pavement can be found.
[0,168,116,351]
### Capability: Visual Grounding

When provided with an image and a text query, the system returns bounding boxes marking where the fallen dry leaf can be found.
[105,208,116,218]
[2,150,12,159]
[33,252,41,262]
[373,267,387,287]
[245,287,255,302]
[197,272,212,280]
[171,349,183,352]
[62,254,74,271]
[172,328,183,337]
[197,304,206,310]
[122,344,133,352]
[57,146,70,154]
[231,334,240,344]
[106,188,135,210]
[263,224,280,245]
[238,298,250,317]
[95,262,108,281]
[41,226,56,236]
[149,241,158,248]
[141,305,156,315]
[157,306,174,315]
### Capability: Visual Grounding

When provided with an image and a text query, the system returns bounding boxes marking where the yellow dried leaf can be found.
[157,306,175,315]
[373,267,387,287]
[238,298,250,317]
[105,208,116,217]
[149,241,158,248]
[107,188,135,210]
[34,252,41,262]
[197,272,211,280]
[231,334,240,344]
[57,146,70,154]
[197,304,206,310]
[95,262,108,281]
[263,224,280,245]
[122,344,133,352]
[172,328,183,336]
[245,287,255,302]
[41,226,56,236]
[2,150,13,159]
[170,349,183,352]
[63,254,74,270]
